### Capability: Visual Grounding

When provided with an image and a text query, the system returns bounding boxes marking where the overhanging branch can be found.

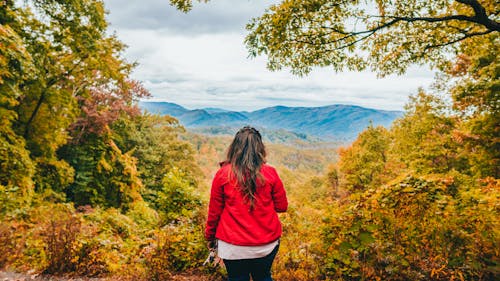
[455,0,499,31]
[424,30,494,50]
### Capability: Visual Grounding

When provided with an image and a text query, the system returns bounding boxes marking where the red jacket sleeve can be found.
[205,168,225,241]
[271,167,288,213]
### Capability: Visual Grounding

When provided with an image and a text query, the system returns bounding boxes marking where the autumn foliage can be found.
[324,91,499,279]
[1,0,499,280]
[0,0,208,279]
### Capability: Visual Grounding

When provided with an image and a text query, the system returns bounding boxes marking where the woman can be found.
[205,126,288,281]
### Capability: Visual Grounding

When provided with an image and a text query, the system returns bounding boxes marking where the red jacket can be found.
[205,163,288,246]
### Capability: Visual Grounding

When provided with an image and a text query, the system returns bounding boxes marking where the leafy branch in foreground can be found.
[168,0,498,76]
[244,0,499,76]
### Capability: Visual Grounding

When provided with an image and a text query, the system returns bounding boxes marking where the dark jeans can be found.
[223,244,279,281]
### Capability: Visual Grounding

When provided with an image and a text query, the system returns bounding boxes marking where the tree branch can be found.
[455,0,500,31]
[424,29,493,50]
[364,9,498,32]
[23,55,88,137]
[23,77,57,138]
[391,15,477,23]
[291,17,400,49]
[291,14,494,55]
[299,6,498,50]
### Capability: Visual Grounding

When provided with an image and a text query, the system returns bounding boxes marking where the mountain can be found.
[139,102,249,126]
[139,102,188,116]
[246,104,401,139]
[140,102,403,140]
[203,107,231,114]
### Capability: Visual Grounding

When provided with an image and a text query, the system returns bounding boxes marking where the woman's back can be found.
[205,163,287,246]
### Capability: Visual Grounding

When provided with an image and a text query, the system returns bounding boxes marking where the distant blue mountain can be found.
[139,102,188,116]
[140,102,403,140]
[203,107,231,114]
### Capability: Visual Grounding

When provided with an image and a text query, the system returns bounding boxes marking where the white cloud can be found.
[105,0,278,34]
[104,0,435,112]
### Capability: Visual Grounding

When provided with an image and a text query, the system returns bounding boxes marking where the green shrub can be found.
[146,220,207,279]
[0,222,16,268]
[155,168,203,223]
[322,175,500,280]
[126,201,159,229]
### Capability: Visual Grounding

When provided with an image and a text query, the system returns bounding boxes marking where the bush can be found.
[42,211,82,274]
[38,205,121,276]
[145,220,207,279]
[75,238,112,277]
[155,168,203,223]
[322,175,500,280]
[271,174,331,281]
[126,201,159,229]
[0,184,33,218]
[0,222,16,268]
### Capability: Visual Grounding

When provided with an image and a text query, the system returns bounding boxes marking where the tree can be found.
[338,124,391,191]
[15,0,112,150]
[169,0,498,76]
[161,1,498,278]
[59,131,143,209]
[390,91,467,175]
[169,0,209,12]
[3,0,149,192]
[445,33,499,177]
[110,113,202,204]
[0,1,35,189]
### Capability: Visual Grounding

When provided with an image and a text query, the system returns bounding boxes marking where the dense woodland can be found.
[0,0,498,281]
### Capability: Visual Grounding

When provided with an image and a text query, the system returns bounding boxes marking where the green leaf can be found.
[359,232,375,245]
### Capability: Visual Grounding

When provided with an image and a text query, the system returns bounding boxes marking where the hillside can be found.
[140,102,402,140]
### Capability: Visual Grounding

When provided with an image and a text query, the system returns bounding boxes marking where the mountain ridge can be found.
[139,101,403,140]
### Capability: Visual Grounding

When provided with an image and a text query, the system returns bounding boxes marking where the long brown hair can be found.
[225,126,266,207]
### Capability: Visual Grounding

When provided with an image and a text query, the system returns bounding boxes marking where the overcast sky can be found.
[103,0,435,111]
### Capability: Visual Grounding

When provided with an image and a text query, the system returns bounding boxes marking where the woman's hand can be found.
[207,240,216,250]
